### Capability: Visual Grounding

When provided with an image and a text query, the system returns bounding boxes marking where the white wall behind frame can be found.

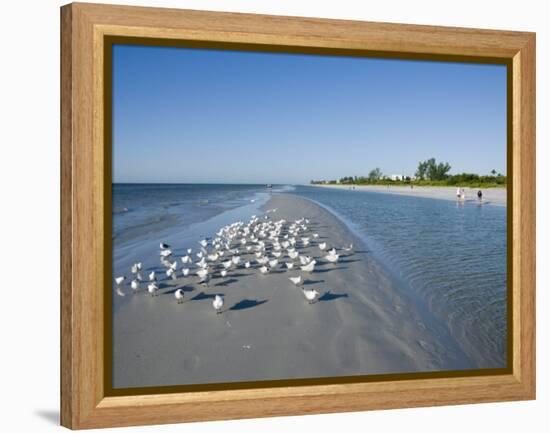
[0,0,545,432]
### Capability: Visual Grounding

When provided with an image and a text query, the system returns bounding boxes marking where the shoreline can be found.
[309,184,506,206]
[113,193,474,389]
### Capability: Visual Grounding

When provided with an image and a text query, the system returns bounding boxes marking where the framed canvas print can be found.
[60,2,536,429]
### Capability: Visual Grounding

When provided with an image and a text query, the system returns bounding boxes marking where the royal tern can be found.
[213,295,224,314]
[302,288,320,304]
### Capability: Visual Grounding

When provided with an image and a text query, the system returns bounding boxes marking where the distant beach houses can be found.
[389,174,405,181]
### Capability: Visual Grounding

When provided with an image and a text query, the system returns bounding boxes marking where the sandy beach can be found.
[311,184,506,206]
[113,193,475,389]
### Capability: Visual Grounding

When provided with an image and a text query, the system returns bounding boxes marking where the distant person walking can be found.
[477,190,483,200]
[456,187,461,199]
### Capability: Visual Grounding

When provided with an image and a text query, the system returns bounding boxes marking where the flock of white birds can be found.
[114,209,353,314]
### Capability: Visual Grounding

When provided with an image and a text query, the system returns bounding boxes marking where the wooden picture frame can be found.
[60,2,536,429]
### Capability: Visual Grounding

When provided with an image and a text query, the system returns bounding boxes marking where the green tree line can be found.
[310,158,506,188]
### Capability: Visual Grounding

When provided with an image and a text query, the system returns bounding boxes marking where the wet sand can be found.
[113,193,474,388]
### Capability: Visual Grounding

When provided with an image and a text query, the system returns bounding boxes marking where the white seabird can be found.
[300,260,317,273]
[302,288,320,304]
[147,282,158,296]
[181,255,191,264]
[197,268,210,286]
[288,250,299,260]
[285,262,294,270]
[130,279,140,291]
[160,249,172,258]
[207,253,219,262]
[289,276,302,286]
[175,288,184,304]
[148,271,156,282]
[115,276,126,286]
[213,295,224,314]
[325,251,340,264]
[166,268,177,280]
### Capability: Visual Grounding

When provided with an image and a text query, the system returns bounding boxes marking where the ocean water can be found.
[290,185,507,369]
[112,183,507,369]
[112,184,279,311]
[113,183,272,246]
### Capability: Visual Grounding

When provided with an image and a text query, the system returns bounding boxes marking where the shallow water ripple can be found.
[291,186,507,368]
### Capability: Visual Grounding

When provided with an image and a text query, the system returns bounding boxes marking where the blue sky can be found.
[112,44,507,184]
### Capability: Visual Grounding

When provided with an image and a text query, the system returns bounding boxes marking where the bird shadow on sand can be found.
[315,266,347,273]
[303,279,325,286]
[214,278,239,287]
[318,291,349,302]
[161,286,194,295]
[339,258,361,264]
[191,291,224,301]
[230,272,253,278]
[270,269,287,274]
[229,299,268,311]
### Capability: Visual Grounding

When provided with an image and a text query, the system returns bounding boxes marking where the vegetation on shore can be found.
[310,158,506,188]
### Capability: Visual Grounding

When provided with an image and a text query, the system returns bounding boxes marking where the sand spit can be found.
[113,193,474,388]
